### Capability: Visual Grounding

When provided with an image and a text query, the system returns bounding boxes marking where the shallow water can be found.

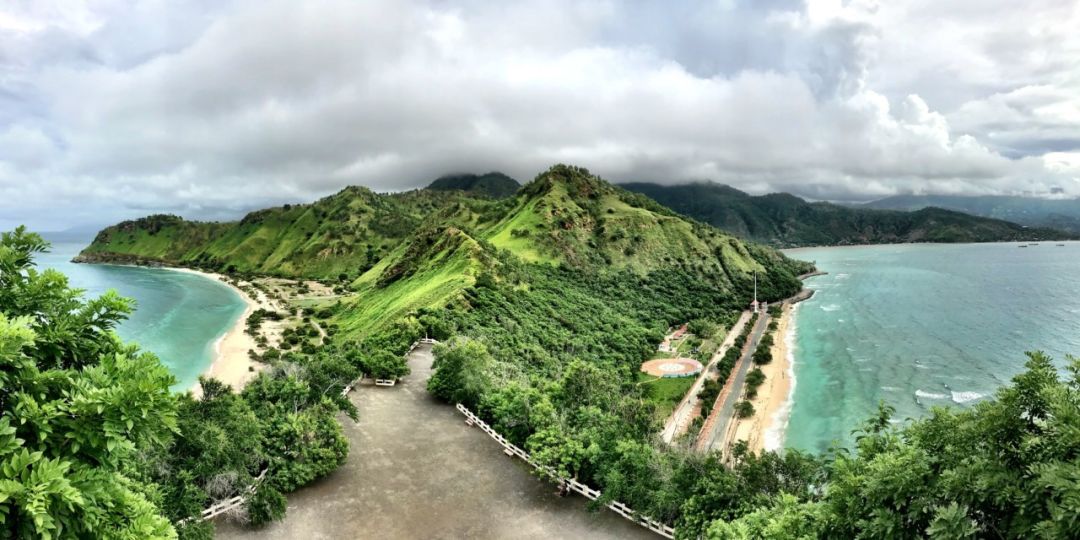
[35,241,246,390]
[783,242,1080,453]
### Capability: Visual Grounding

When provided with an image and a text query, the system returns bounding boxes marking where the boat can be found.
[1057,244,1066,247]
[1018,245,1027,248]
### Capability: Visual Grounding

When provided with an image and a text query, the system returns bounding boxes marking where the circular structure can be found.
[640,358,703,378]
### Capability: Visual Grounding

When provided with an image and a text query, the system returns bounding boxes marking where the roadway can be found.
[696,311,770,453]
[659,311,751,444]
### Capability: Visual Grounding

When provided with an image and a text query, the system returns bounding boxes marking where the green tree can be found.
[427,338,494,406]
[0,227,178,539]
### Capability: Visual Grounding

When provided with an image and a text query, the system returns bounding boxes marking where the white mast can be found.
[753,271,758,313]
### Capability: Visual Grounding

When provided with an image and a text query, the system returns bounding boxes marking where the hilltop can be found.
[426,172,520,198]
[621,182,1076,247]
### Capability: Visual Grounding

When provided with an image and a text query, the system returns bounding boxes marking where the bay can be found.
[783,242,1080,453]
[35,240,246,391]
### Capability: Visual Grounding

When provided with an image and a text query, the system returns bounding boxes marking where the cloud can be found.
[1,0,1078,230]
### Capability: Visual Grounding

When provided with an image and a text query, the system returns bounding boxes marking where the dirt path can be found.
[215,344,655,539]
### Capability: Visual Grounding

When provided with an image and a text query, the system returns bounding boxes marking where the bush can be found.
[247,484,287,526]
[735,400,755,418]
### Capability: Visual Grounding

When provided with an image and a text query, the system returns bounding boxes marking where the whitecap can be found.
[951,391,984,404]
[820,304,841,312]
[915,390,948,400]
[880,386,901,391]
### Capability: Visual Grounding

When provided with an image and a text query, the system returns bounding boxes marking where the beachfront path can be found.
[660,311,752,444]
[215,344,655,540]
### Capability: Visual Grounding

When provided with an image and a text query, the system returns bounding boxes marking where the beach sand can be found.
[169,268,279,397]
[731,302,794,453]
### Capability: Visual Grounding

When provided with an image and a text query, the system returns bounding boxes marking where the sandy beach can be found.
[168,268,278,396]
[730,301,795,453]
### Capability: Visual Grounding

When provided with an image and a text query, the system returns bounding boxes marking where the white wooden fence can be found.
[178,468,268,525]
[456,404,676,539]
[340,339,441,396]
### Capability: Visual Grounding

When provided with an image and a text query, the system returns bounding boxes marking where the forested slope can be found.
[622,182,1076,247]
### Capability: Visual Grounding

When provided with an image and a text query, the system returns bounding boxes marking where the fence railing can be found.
[340,339,441,396]
[456,404,676,538]
[178,468,268,525]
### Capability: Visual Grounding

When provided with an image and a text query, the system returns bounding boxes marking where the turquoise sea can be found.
[780,242,1080,453]
[36,241,247,391]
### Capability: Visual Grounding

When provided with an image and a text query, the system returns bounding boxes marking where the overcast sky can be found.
[2,0,1079,230]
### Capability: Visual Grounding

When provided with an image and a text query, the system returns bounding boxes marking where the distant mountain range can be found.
[860,194,1080,234]
[620,182,1076,247]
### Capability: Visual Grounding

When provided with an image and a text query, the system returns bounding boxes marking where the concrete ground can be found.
[215,344,656,540]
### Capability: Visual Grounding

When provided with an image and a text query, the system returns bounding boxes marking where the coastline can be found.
[759,302,797,452]
[166,267,271,396]
[729,302,795,453]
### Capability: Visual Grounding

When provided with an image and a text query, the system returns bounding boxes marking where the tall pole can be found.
[752,271,758,313]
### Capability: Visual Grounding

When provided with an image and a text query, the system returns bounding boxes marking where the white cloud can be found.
[0,0,1078,230]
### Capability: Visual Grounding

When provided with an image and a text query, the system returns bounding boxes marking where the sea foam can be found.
[951,391,984,404]
[915,389,948,400]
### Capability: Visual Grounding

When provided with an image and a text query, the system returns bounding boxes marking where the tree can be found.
[427,338,494,406]
[362,350,410,381]
[0,227,178,539]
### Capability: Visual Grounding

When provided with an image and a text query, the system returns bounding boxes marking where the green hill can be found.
[621,182,1076,247]
[426,172,520,198]
[78,165,812,341]
[74,187,490,279]
[328,165,808,338]
[862,193,1080,233]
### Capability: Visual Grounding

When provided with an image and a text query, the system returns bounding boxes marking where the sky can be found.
[2,0,1079,230]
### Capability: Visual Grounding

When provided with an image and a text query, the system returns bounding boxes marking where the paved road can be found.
[698,313,770,453]
[215,344,654,540]
[660,311,751,444]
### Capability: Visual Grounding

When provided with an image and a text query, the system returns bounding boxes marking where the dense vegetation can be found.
[426,172,521,198]
[622,182,1076,247]
[0,228,396,538]
[863,193,1080,234]
[425,271,1080,538]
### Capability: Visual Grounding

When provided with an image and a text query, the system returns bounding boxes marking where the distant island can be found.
[621,182,1076,247]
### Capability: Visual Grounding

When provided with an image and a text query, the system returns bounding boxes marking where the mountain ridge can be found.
[620,181,1076,247]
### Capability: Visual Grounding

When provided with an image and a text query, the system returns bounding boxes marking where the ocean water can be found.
[34,241,246,391]
[782,242,1080,454]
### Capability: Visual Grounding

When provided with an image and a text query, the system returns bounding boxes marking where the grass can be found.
[636,372,696,419]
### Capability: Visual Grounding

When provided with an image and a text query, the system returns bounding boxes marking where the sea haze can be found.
[783,242,1080,453]
[36,241,247,391]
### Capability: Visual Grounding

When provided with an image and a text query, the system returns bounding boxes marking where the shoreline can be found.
[166,267,269,396]
[728,302,794,454]
[760,302,797,452]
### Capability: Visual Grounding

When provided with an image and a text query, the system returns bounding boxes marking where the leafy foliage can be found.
[0,227,178,539]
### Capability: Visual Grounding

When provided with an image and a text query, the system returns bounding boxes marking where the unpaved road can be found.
[215,344,656,539]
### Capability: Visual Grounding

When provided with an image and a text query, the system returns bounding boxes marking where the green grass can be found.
[636,372,696,419]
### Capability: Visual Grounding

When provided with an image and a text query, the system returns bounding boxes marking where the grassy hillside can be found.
[317,165,809,340]
[78,165,812,343]
[862,193,1080,233]
[76,187,486,279]
[622,182,1077,247]
[482,166,766,275]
